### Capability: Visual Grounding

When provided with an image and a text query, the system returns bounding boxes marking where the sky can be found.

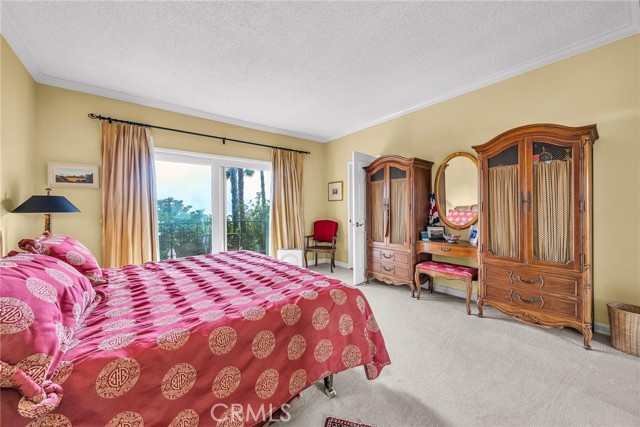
[155,161,271,215]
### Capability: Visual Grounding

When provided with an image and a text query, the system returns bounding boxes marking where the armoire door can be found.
[482,143,525,263]
[387,165,410,248]
[525,137,581,271]
[368,166,386,245]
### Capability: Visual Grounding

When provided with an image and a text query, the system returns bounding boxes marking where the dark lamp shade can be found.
[12,195,80,213]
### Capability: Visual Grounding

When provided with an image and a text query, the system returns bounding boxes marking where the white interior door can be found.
[350,151,377,285]
[347,162,354,269]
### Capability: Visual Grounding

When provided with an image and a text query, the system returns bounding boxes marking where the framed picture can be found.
[48,162,99,188]
[328,181,343,201]
[426,225,445,240]
[468,224,478,246]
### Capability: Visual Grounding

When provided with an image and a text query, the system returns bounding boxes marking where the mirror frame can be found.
[434,151,479,230]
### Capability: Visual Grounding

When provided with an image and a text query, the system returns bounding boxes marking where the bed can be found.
[1,233,390,427]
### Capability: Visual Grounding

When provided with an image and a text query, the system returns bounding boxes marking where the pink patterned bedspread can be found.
[1,251,390,426]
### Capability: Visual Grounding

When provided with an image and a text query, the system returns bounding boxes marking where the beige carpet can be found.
[285,264,640,427]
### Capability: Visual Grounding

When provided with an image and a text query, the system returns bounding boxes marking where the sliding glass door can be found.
[225,167,271,254]
[155,149,271,260]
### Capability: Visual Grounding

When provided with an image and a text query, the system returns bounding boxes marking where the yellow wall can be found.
[2,32,638,326]
[325,35,640,325]
[30,85,325,263]
[2,36,326,263]
[1,37,38,253]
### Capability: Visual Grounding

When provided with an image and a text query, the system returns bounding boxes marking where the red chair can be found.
[304,220,338,273]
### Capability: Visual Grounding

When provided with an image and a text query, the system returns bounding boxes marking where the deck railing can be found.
[158,219,268,260]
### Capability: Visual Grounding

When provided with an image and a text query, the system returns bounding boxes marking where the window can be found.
[155,149,271,260]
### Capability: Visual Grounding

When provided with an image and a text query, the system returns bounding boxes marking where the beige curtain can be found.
[390,178,407,244]
[488,165,519,258]
[270,149,305,256]
[370,181,385,242]
[533,160,573,263]
[101,122,158,267]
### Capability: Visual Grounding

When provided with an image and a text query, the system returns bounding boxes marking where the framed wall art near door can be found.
[48,162,99,188]
[328,181,343,201]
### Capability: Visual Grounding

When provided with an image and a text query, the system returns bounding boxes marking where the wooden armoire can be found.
[365,155,433,296]
[473,124,599,349]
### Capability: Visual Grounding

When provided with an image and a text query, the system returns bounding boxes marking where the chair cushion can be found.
[415,261,478,280]
[313,220,338,242]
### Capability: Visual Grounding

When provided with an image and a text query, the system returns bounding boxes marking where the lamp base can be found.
[44,213,52,233]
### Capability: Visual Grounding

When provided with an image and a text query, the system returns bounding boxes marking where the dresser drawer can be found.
[370,248,410,266]
[368,260,411,280]
[483,266,579,297]
[417,240,477,259]
[484,282,580,320]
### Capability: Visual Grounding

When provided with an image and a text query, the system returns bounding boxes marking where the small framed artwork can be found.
[328,181,343,201]
[426,225,445,241]
[48,162,99,188]
[468,224,478,246]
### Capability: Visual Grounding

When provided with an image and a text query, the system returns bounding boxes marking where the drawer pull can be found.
[515,294,540,304]
[438,247,451,252]
[514,274,539,285]
[381,265,395,272]
[381,252,394,259]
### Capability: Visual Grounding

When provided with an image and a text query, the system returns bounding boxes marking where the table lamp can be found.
[12,188,80,233]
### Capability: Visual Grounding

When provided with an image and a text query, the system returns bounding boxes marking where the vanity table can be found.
[415,240,479,313]
[414,151,480,313]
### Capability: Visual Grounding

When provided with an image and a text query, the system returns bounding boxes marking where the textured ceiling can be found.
[2,1,638,142]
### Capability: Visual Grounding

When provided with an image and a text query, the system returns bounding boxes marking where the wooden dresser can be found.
[364,155,433,296]
[473,124,599,349]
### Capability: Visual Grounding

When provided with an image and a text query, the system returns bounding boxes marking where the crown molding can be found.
[36,74,327,143]
[1,8,46,81]
[326,4,640,142]
[3,2,638,145]
[1,10,326,143]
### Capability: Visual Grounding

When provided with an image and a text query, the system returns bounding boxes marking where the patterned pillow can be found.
[19,232,106,285]
[0,252,98,417]
[447,209,476,226]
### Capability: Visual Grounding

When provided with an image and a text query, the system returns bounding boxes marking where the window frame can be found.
[155,147,271,254]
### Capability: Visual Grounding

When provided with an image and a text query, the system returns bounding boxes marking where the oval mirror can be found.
[435,152,479,230]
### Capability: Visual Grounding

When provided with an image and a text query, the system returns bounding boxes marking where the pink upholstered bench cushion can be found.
[416,261,478,280]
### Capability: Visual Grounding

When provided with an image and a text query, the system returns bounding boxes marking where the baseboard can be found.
[427,284,478,301]
[304,257,349,269]
[425,284,611,336]
[335,260,349,269]
[594,323,610,336]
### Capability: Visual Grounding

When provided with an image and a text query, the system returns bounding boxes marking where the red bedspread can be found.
[2,251,390,426]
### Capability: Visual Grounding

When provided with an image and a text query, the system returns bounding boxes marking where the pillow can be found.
[19,232,106,285]
[0,252,98,417]
[447,209,476,226]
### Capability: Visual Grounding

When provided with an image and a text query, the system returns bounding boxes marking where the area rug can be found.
[325,416,373,427]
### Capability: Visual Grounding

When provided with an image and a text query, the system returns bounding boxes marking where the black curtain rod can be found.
[87,113,310,155]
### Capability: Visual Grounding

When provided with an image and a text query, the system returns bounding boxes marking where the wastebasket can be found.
[607,302,640,356]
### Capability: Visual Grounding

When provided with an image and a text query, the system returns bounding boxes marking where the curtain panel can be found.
[390,178,407,244]
[101,122,158,267]
[533,160,573,263]
[270,149,305,256]
[370,181,385,242]
[488,165,519,258]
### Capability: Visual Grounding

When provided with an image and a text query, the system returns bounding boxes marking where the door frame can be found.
[349,151,377,285]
